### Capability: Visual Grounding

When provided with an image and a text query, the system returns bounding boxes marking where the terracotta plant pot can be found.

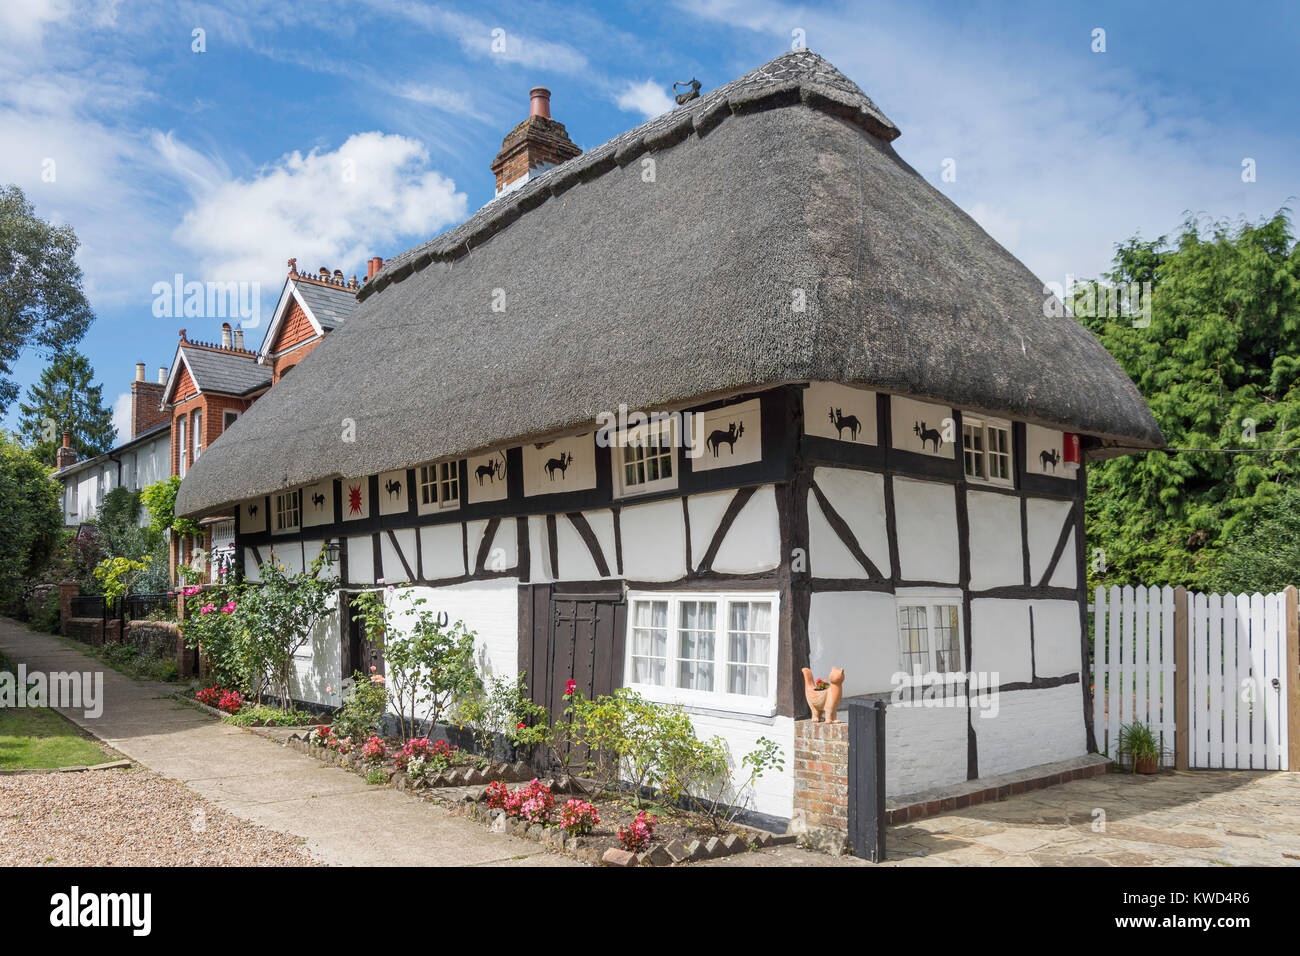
[1134,754,1159,774]
[807,688,828,712]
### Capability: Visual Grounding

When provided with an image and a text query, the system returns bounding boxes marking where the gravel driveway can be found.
[0,767,318,866]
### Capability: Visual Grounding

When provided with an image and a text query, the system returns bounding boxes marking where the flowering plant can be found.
[813,678,829,691]
[329,735,353,754]
[196,686,221,707]
[361,735,387,764]
[394,737,460,772]
[617,811,657,852]
[485,780,510,810]
[217,689,244,714]
[309,725,334,747]
[559,799,599,836]
[406,754,429,782]
[504,778,554,825]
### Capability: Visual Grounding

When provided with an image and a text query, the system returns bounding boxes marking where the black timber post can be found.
[847,698,887,863]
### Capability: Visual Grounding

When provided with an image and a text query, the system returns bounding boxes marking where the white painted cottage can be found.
[175,51,1163,822]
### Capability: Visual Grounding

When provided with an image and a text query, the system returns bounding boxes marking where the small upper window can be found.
[418,461,460,513]
[274,490,300,532]
[614,418,678,497]
[962,416,1012,486]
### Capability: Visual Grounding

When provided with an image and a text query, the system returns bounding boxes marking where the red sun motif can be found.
[348,484,363,515]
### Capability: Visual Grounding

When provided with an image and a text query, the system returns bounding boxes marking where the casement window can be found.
[962,415,1013,486]
[613,418,678,497]
[896,591,964,677]
[223,410,238,432]
[274,490,301,533]
[418,461,460,514]
[192,409,203,461]
[625,591,779,714]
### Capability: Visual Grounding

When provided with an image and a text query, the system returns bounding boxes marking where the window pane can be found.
[631,600,668,686]
[726,601,772,697]
[933,604,961,672]
[898,604,930,675]
[677,600,716,691]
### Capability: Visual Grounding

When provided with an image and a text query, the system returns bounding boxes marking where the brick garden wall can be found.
[793,719,848,834]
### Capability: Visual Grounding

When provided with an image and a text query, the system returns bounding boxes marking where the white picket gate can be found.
[1092,585,1291,771]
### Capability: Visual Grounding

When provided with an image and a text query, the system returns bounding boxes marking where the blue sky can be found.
[2,0,1297,438]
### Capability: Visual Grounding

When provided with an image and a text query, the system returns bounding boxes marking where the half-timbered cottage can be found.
[174,50,1163,821]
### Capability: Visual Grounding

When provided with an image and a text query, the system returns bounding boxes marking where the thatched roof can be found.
[176,50,1162,517]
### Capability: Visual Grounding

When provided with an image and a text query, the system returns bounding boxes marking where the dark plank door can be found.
[521,584,625,767]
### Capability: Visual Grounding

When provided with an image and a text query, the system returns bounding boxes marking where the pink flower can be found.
[565,679,576,696]
[220,601,236,614]
[199,603,215,615]
[370,665,377,672]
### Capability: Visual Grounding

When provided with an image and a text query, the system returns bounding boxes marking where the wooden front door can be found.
[343,593,385,679]
[521,584,626,767]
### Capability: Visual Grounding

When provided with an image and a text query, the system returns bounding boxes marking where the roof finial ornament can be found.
[674,79,701,105]
[287,257,298,276]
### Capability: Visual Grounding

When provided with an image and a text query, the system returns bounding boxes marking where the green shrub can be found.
[331,670,389,740]
[29,589,60,634]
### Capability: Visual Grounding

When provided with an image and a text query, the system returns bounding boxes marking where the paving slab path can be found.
[0,618,576,867]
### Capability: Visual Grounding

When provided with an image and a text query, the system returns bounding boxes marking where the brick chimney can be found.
[56,432,77,469]
[221,322,232,349]
[232,327,244,351]
[131,361,168,437]
[490,86,581,196]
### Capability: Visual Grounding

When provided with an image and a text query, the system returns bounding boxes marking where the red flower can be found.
[517,722,526,730]
[565,679,576,696]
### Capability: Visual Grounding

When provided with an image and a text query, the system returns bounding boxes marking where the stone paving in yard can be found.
[704,768,1300,866]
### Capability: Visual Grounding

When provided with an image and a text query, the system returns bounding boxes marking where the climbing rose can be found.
[220,601,236,614]
[199,603,216,615]
[565,679,576,696]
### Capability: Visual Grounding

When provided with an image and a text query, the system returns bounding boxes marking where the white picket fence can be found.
[1091,585,1291,770]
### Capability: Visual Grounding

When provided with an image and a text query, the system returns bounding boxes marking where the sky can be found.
[2,0,1297,439]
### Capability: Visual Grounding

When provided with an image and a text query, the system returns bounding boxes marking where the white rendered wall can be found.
[808,590,900,697]
[973,684,1088,778]
[683,710,795,819]
[892,477,959,583]
[966,490,1024,590]
[885,702,969,797]
[808,467,891,579]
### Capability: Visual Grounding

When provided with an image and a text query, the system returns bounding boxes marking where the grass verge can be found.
[0,651,118,770]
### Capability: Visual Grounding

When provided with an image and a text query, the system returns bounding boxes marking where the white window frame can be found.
[894,589,965,679]
[417,461,461,515]
[192,409,203,461]
[961,414,1013,487]
[273,489,300,534]
[612,417,679,498]
[177,417,187,477]
[623,590,780,716]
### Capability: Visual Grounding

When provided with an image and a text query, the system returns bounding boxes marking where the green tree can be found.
[1083,210,1300,590]
[0,431,63,611]
[141,475,200,539]
[17,349,115,465]
[0,184,95,415]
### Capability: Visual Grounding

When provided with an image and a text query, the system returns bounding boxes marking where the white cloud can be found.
[615,79,676,120]
[110,390,131,443]
[374,1,589,73]
[165,131,469,312]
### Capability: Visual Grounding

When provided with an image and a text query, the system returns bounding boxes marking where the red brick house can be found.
[160,261,362,577]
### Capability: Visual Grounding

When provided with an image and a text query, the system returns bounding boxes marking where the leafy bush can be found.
[223,704,315,727]
[503,779,554,825]
[352,587,481,739]
[456,672,550,759]
[364,766,388,786]
[330,670,389,741]
[361,735,386,764]
[0,433,62,613]
[29,588,60,634]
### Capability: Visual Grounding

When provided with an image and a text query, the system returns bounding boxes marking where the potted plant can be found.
[1117,721,1163,774]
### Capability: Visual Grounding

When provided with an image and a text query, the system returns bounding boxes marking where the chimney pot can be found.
[135,362,145,382]
[233,328,244,350]
[158,366,167,384]
[530,87,551,119]
[221,322,232,348]
[62,432,70,448]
